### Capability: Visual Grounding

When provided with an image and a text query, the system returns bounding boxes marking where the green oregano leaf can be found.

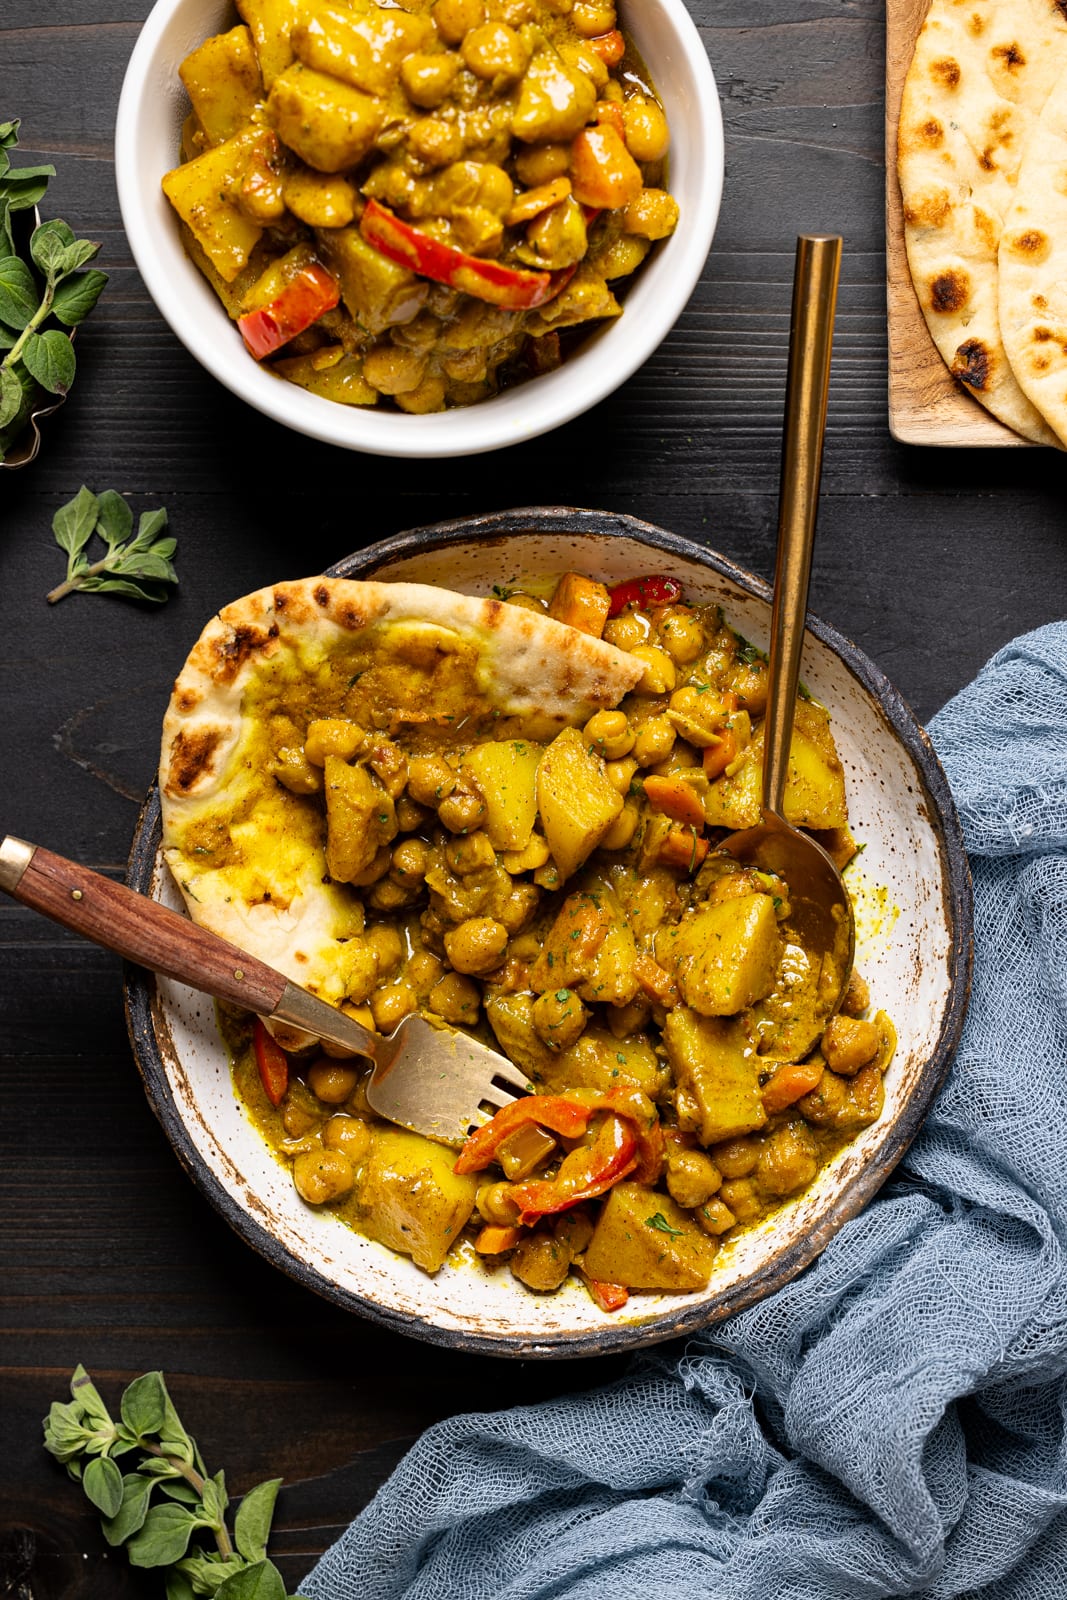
[215,1560,287,1600]
[29,217,74,274]
[95,487,134,550]
[121,1371,168,1438]
[127,1503,201,1568]
[22,327,75,394]
[233,1480,282,1565]
[52,486,98,565]
[51,267,107,325]
[644,1211,683,1237]
[102,1472,157,1546]
[0,363,23,427]
[83,1455,124,1518]
[0,254,38,329]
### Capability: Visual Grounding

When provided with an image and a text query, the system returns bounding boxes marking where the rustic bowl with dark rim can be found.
[124,508,973,1358]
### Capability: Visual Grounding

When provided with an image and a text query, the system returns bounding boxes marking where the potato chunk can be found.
[319,227,428,334]
[292,5,432,97]
[358,1128,477,1272]
[236,0,302,87]
[656,894,781,1016]
[512,49,597,143]
[268,63,385,172]
[663,1007,767,1146]
[323,757,396,882]
[462,739,541,852]
[180,26,264,145]
[582,1184,717,1290]
[703,701,848,831]
[536,727,623,881]
[162,129,264,282]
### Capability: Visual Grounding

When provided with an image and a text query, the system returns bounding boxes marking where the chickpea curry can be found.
[210,571,895,1313]
[162,0,678,412]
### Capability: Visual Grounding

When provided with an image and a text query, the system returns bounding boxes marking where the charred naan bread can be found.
[999,62,1067,444]
[898,0,1067,444]
[159,578,644,1013]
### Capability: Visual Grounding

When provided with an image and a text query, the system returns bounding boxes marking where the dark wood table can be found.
[2,1,1064,1592]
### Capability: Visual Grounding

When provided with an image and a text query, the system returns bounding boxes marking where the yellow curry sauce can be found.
[163,0,678,411]
[218,571,896,1308]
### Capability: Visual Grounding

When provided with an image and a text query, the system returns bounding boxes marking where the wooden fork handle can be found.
[0,835,287,1015]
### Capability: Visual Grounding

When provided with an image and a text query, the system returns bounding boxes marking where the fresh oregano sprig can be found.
[46,485,179,604]
[44,1365,304,1600]
[0,120,108,462]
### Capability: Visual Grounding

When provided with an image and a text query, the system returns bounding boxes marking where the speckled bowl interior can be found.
[125,509,972,1357]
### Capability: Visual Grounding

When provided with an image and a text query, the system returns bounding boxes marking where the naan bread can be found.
[159,577,644,1013]
[898,0,1067,444]
[999,61,1067,443]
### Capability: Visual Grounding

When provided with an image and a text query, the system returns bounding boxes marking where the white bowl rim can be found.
[123,508,974,1358]
[114,0,725,458]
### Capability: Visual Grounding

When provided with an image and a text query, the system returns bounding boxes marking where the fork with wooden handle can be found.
[0,835,530,1146]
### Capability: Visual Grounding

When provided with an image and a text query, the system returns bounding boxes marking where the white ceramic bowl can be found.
[125,512,972,1357]
[115,0,724,458]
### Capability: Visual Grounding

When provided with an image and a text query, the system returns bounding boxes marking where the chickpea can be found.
[629,644,677,696]
[606,996,651,1038]
[478,1180,520,1225]
[446,831,497,874]
[405,949,446,994]
[368,877,420,912]
[307,1059,361,1105]
[432,0,484,43]
[511,1230,570,1291]
[445,917,508,975]
[559,40,608,90]
[501,832,551,873]
[461,22,528,79]
[370,980,418,1031]
[632,715,676,766]
[712,1137,760,1178]
[395,796,430,832]
[397,372,449,415]
[497,882,540,932]
[841,970,871,1018]
[696,1198,736,1236]
[282,1099,319,1137]
[305,718,363,766]
[524,196,587,269]
[407,753,456,807]
[600,802,639,851]
[621,96,670,162]
[365,923,404,976]
[438,782,487,834]
[667,1148,722,1209]
[583,709,635,760]
[322,1115,372,1164]
[391,837,431,882]
[292,1147,354,1205]
[718,1176,761,1223]
[822,1015,881,1076]
[531,987,589,1050]
[347,845,392,888]
[654,604,704,664]
[572,0,616,34]
[728,660,769,715]
[515,142,571,186]
[428,971,482,1024]
[603,610,650,651]
[400,51,462,108]
[621,188,680,242]
[605,755,638,794]
[503,591,547,613]
[408,117,464,168]
[363,344,427,397]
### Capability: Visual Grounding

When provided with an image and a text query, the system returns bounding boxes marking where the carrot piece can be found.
[475,1225,524,1254]
[761,1058,825,1115]
[506,176,572,227]
[642,774,707,829]
[702,727,739,781]
[657,826,710,874]
[547,572,612,638]
[580,1270,629,1312]
[633,951,681,1007]
[587,29,625,65]
[569,124,643,211]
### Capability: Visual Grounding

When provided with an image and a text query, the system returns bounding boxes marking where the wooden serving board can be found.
[885,0,1034,446]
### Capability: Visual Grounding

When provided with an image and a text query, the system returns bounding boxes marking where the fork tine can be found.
[489,1058,532,1094]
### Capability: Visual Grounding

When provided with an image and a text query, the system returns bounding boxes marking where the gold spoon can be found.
[720,233,854,1045]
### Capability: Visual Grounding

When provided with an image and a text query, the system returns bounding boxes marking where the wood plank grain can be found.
[885,0,1032,446]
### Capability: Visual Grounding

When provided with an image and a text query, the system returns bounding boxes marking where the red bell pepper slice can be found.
[237,262,341,361]
[253,1019,289,1108]
[606,575,684,617]
[453,1095,592,1175]
[360,199,576,311]
[511,1113,638,1224]
[581,1273,629,1313]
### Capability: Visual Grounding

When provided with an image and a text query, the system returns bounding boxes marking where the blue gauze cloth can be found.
[304,623,1067,1600]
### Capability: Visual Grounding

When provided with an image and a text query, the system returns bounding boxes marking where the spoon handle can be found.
[762,233,842,821]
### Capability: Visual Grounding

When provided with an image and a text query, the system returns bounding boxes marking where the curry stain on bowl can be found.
[124,508,973,1357]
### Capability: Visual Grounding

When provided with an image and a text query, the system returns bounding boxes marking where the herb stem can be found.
[141,1442,235,1559]
[46,548,112,603]
[2,278,55,371]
